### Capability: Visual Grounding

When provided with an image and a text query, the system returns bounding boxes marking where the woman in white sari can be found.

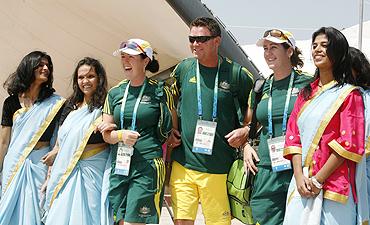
[0,51,65,225]
[42,57,113,225]
[283,27,368,225]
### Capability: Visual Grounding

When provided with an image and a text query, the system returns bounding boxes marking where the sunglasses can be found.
[188,35,216,43]
[263,29,294,47]
[120,41,146,55]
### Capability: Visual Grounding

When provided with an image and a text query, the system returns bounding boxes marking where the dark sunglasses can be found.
[188,35,216,43]
[263,29,294,47]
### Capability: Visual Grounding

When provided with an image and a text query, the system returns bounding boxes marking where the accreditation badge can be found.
[267,136,291,172]
[114,142,134,176]
[192,120,217,155]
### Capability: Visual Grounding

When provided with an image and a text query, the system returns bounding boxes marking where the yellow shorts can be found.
[169,161,231,225]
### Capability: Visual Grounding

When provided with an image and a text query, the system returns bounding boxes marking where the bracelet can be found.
[311,176,323,189]
[117,130,122,141]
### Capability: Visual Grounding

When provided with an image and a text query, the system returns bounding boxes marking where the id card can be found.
[192,120,217,155]
[267,136,291,172]
[114,142,134,176]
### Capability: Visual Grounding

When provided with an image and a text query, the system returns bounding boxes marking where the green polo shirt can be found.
[171,57,254,174]
[251,70,313,166]
[103,78,174,163]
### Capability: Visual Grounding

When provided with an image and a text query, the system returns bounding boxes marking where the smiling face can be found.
[312,33,332,71]
[189,26,220,63]
[263,40,292,71]
[33,58,50,85]
[120,53,149,80]
[77,64,98,99]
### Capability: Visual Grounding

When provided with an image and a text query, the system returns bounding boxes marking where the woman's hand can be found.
[97,121,117,133]
[225,126,250,148]
[166,129,181,149]
[120,130,140,146]
[295,173,314,198]
[243,143,259,175]
[41,147,59,166]
[40,177,49,194]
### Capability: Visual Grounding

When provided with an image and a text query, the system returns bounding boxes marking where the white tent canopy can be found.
[243,21,370,77]
[0,0,192,103]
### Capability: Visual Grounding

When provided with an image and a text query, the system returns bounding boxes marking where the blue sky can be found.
[202,0,370,45]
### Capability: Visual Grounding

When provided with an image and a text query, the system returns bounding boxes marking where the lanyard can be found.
[196,58,220,121]
[267,71,295,138]
[120,79,147,131]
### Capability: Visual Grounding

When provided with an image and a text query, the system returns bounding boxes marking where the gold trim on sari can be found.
[49,116,102,207]
[80,144,107,160]
[366,136,370,157]
[328,139,362,163]
[323,190,348,204]
[12,107,29,122]
[283,146,302,157]
[297,80,337,119]
[4,98,65,192]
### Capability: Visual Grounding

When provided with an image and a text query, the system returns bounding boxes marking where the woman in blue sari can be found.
[42,57,113,225]
[0,51,65,225]
[283,27,368,225]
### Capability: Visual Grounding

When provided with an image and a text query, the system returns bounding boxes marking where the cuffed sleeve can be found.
[328,90,365,163]
[284,94,305,160]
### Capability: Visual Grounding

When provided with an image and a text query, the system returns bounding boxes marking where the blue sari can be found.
[0,94,65,225]
[43,106,113,225]
[284,83,368,225]
[360,88,370,223]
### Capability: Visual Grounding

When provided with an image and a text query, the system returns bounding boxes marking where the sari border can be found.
[49,115,102,207]
[328,139,362,163]
[80,145,107,160]
[4,98,65,192]
[283,146,302,157]
[302,86,357,169]
[366,136,370,157]
[297,80,337,119]
[12,107,29,122]
[323,190,348,204]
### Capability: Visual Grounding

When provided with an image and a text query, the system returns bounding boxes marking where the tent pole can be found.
[358,0,364,50]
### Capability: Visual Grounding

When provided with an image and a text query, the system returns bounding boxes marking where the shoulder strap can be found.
[230,62,243,126]
[249,76,266,139]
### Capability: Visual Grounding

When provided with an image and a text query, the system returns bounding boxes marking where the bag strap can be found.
[249,76,266,139]
[230,62,244,127]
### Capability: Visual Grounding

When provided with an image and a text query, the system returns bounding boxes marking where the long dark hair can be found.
[349,46,370,88]
[281,42,304,69]
[3,51,55,102]
[68,57,107,112]
[302,27,352,100]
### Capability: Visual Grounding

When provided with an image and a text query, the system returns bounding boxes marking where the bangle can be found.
[117,130,122,141]
[311,176,323,189]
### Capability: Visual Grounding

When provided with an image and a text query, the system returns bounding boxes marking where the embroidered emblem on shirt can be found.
[189,76,197,83]
[140,95,151,104]
[139,206,151,217]
[219,80,230,91]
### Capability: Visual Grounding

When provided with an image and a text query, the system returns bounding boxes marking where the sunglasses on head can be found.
[263,29,294,47]
[188,35,216,43]
[120,41,146,55]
